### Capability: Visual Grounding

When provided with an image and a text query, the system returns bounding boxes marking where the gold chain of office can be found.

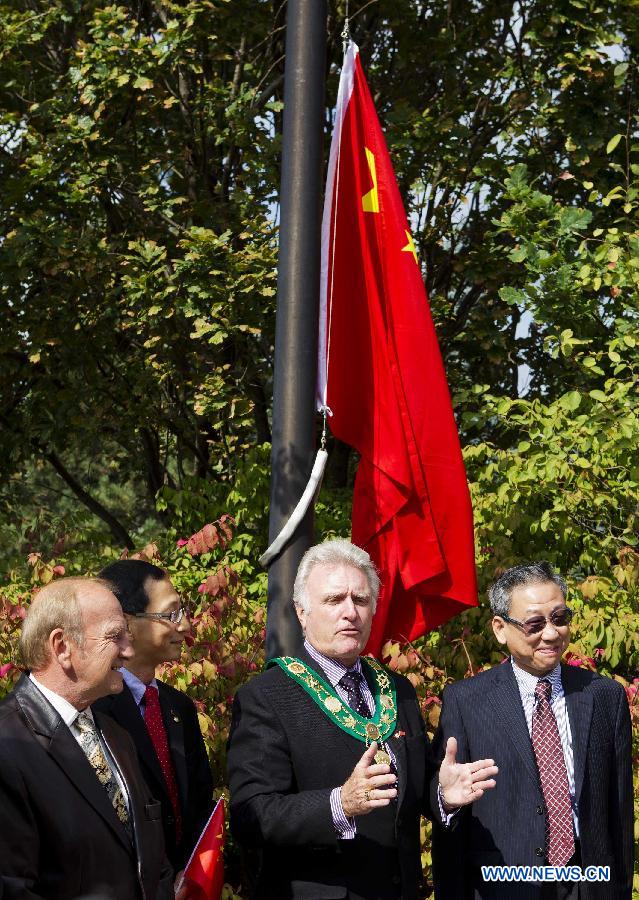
[269,656,398,745]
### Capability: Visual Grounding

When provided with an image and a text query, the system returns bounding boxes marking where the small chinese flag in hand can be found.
[182,798,225,900]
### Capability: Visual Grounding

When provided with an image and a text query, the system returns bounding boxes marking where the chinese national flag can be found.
[317,42,478,656]
[182,798,225,900]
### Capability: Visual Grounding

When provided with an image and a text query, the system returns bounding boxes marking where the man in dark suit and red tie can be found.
[0,576,173,899]
[432,561,633,900]
[228,539,499,900]
[95,560,213,890]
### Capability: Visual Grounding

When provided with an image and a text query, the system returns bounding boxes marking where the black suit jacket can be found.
[227,648,439,900]
[94,680,213,871]
[432,661,633,900]
[0,675,174,900]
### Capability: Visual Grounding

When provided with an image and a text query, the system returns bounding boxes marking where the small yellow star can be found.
[401,230,418,264]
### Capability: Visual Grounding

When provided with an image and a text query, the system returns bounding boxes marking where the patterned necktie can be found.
[75,712,130,833]
[531,679,575,865]
[143,685,182,842]
[339,670,371,717]
[339,669,397,779]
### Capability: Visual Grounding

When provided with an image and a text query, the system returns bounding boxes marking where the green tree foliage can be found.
[1,0,639,892]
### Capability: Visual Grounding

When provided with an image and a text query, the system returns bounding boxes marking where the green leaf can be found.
[606,134,623,154]
[560,390,582,411]
[133,76,154,91]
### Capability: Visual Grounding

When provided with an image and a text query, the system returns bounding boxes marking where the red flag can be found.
[181,798,225,900]
[317,42,477,656]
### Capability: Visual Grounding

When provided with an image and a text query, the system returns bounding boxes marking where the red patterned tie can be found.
[531,679,575,865]
[143,685,182,842]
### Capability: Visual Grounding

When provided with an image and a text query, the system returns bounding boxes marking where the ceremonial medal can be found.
[269,656,398,747]
[366,722,380,741]
[287,661,306,675]
[374,749,391,766]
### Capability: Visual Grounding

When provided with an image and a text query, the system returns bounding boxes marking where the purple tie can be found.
[339,670,371,717]
[531,679,575,865]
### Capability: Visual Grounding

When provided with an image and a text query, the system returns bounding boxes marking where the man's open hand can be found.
[438,737,498,811]
[340,741,397,817]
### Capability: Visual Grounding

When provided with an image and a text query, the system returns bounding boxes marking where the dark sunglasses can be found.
[500,607,573,636]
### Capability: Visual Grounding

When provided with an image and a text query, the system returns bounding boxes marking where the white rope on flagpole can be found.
[259,448,329,568]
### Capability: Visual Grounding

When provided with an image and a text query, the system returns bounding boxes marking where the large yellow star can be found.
[361,148,380,213]
[401,229,418,264]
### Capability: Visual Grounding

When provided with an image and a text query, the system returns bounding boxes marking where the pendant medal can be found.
[374,749,391,766]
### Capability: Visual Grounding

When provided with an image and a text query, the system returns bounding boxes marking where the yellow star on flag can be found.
[401,230,418,264]
[361,148,380,213]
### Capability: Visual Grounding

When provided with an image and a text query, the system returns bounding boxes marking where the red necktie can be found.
[531,679,575,865]
[143,685,182,842]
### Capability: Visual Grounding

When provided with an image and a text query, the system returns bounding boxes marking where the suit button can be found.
[392,875,401,885]
[535,847,544,857]
[536,805,544,815]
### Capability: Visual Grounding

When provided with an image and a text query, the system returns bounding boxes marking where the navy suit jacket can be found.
[0,675,173,900]
[432,661,633,900]
[94,680,213,871]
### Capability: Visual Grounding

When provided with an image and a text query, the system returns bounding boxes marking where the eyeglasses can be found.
[500,607,573,636]
[130,607,188,625]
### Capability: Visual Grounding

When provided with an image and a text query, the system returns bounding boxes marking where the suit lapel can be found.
[561,664,592,803]
[106,685,167,798]
[15,677,132,853]
[486,662,540,788]
[158,682,187,807]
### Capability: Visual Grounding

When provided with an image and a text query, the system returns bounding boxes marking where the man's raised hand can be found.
[438,737,498,812]
[340,741,398,817]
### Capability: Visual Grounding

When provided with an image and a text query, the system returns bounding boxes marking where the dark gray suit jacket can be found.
[94,681,213,871]
[228,648,440,900]
[432,661,633,900]
[0,675,174,900]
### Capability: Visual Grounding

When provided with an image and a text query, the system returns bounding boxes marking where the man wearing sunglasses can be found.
[432,561,633,899]
[94,560,213,893]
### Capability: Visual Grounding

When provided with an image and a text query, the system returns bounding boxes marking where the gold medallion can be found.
[366,722,380,741]
[287,662,306,675]
[324,696,342,713]
[374,750,391,766]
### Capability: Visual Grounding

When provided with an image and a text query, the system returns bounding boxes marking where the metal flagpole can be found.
[265,0,327,660]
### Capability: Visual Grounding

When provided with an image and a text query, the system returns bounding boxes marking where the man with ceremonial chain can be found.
[432,562,633,899]
[228,539,498,899]
[0,577,173,899]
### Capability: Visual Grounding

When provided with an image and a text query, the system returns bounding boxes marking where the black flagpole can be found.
[265,0,327,660]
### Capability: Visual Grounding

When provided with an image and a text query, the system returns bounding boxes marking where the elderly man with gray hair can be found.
[0,576,174,900]
[432,561,633,900]
[228,539,498,900]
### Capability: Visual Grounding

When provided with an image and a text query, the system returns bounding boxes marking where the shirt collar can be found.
[304,639,362,689]
[29,673,90,728]
[120,667,158,707]
[511,657,563,697]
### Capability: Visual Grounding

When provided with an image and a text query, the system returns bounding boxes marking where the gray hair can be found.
[293,539,381,614]
[19,577,109,671]
[488,562,567,617]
